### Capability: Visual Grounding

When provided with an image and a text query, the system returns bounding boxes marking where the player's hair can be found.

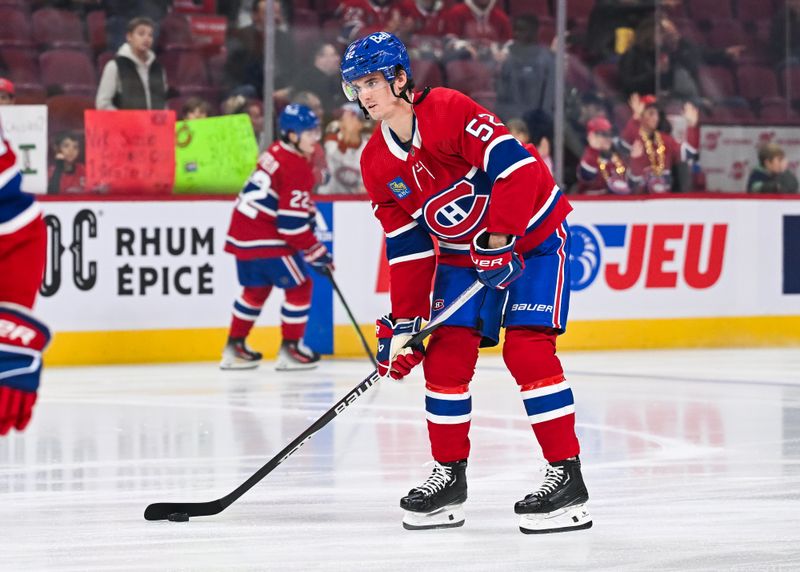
[758,143,785,166]
[127,17,156,34]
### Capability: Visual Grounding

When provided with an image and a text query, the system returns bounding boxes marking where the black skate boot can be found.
[515,456,592,534]
[275,339,320,371]
[400,459,467,530]
[220,337,263,370]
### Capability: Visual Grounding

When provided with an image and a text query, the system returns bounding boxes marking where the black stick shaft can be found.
[145,280,484,520]
[324,269,378,368]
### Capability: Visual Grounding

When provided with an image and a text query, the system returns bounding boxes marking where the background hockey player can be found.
[0,120,50,435]
[341,32,591,534]
[222,104,333,371]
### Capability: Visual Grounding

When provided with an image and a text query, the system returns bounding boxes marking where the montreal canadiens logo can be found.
[569,225,601,291]
[422,180,489,239]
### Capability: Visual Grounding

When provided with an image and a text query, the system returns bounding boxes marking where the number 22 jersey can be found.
[361,87,572,319]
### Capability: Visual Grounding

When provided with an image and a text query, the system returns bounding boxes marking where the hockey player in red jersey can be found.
[341,32,591,533]
[222,104,332,371]
[0,121,50,436]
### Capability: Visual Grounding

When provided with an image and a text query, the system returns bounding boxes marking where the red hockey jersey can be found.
[225,141,319,260]
[0,124,40,237]
[362,87,571,319]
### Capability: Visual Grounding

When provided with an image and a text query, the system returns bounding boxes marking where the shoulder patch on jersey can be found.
[387,177,412,200]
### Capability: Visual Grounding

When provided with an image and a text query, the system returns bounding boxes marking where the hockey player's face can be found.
[349,73,393,119]
[297,128,321,157]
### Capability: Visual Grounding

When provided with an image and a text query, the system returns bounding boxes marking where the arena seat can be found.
[737,65,779,102]
[39,49,97,95]
[0,46,39,83]
[32,7,87,50]
[0,6,32,47]
[698,65,737,100]
[47,94,94,135]
[444,59,494,97]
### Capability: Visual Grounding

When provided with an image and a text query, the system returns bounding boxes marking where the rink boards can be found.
[35,196,800,365]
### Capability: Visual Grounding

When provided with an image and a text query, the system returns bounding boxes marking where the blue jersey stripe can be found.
[386,226,434,262]
[486,138,532,182]
[425,395,472,417]
[523,388,574,416]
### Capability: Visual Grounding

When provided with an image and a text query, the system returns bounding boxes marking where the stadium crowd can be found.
[0,0,798,195]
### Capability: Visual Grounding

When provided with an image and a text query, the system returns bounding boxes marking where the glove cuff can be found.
[472,229,516,254]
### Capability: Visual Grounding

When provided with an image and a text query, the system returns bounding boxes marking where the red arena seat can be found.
[39,49,97,95]
[32,7,87,49]
[0,6,32,47]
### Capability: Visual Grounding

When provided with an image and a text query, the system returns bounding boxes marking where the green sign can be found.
[174,114,258,194]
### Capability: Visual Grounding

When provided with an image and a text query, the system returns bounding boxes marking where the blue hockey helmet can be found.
[278,104,320,138]
[340,31,412,102]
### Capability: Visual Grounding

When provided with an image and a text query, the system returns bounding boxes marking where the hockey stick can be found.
[144,279,485,521]
[319,266,378,368]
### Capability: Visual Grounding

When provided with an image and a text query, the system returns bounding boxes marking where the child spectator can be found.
[48,132,86,194]
[747,144,799,194]
[507,117,553,174]
[318,103,368,195]
[95,17,168,110]
[0,78,14,105]
[336,0,403,43]
[577,117,641,195]
[181,97,211,120]
[621,94,699,193]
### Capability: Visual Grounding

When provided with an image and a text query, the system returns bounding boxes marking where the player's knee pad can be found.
[423,326,481,389]
[241,286,271,307]
[503,327,564,386]
[284,279,312,305]
[0,304,51,393]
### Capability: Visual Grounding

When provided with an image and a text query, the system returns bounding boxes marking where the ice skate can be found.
[220,337,263,370]
[515,456,592,534]
[400,460,467,530]
[275,339,320,371]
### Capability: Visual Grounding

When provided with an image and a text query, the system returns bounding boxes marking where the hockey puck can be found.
[167,512,190,522]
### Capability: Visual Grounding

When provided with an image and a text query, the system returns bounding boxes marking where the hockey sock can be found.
[504,327,580,463]
[229,286,271,339]
[423,326,481,462]
[281,280,312,340]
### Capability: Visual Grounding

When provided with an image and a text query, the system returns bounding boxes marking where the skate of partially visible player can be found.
[0,120,50,435]
[222,104,333,371]
[341,32,591,534]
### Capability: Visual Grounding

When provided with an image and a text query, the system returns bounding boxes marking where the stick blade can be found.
[144,500,224,521]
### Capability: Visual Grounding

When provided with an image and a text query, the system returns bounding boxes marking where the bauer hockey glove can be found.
[375,315,425,381]
[0,305,51,435]
[470,230,525,290]
[303,242,334,272]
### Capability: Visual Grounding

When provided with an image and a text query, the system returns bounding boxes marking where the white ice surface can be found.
[1,349,800,571]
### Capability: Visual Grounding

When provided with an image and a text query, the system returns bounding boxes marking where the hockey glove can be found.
[0,305,51,435]
[303,242,334,273]
[375,315,425,381]
[470,230,525,290]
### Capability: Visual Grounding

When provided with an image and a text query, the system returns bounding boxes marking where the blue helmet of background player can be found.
[278,104,320,139]
[340,31,413,102]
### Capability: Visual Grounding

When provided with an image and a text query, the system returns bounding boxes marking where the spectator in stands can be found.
[584,0,656,65]
[104,0,172,51]
[221,93,264,139]
[292,43,346,118]
[318,103,367,195]
[225,0,294,100]
[562,92,612,192]
[618,15,744,99]
[621,94,699,193]
[48,132,86,194]
[507,117,553,174]
[445,0,511,64]
[747,144,799,194]
[577,116,641,195]
[770,0,800,66]
[336,0,403,43]
[181,97,211,120]
[496,16,554,130]
[96,17,168,110]
[0,79,14,106]
[397,0,448,58]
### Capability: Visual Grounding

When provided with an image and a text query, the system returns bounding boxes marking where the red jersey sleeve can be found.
[437,89,557,237]
[272,156,319,252]
[362,146,436,319]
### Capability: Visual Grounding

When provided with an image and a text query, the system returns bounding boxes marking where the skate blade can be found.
[274,361,318,371]
[402,504,465,531]
[518,503,592,535]
[219,359,261,370]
